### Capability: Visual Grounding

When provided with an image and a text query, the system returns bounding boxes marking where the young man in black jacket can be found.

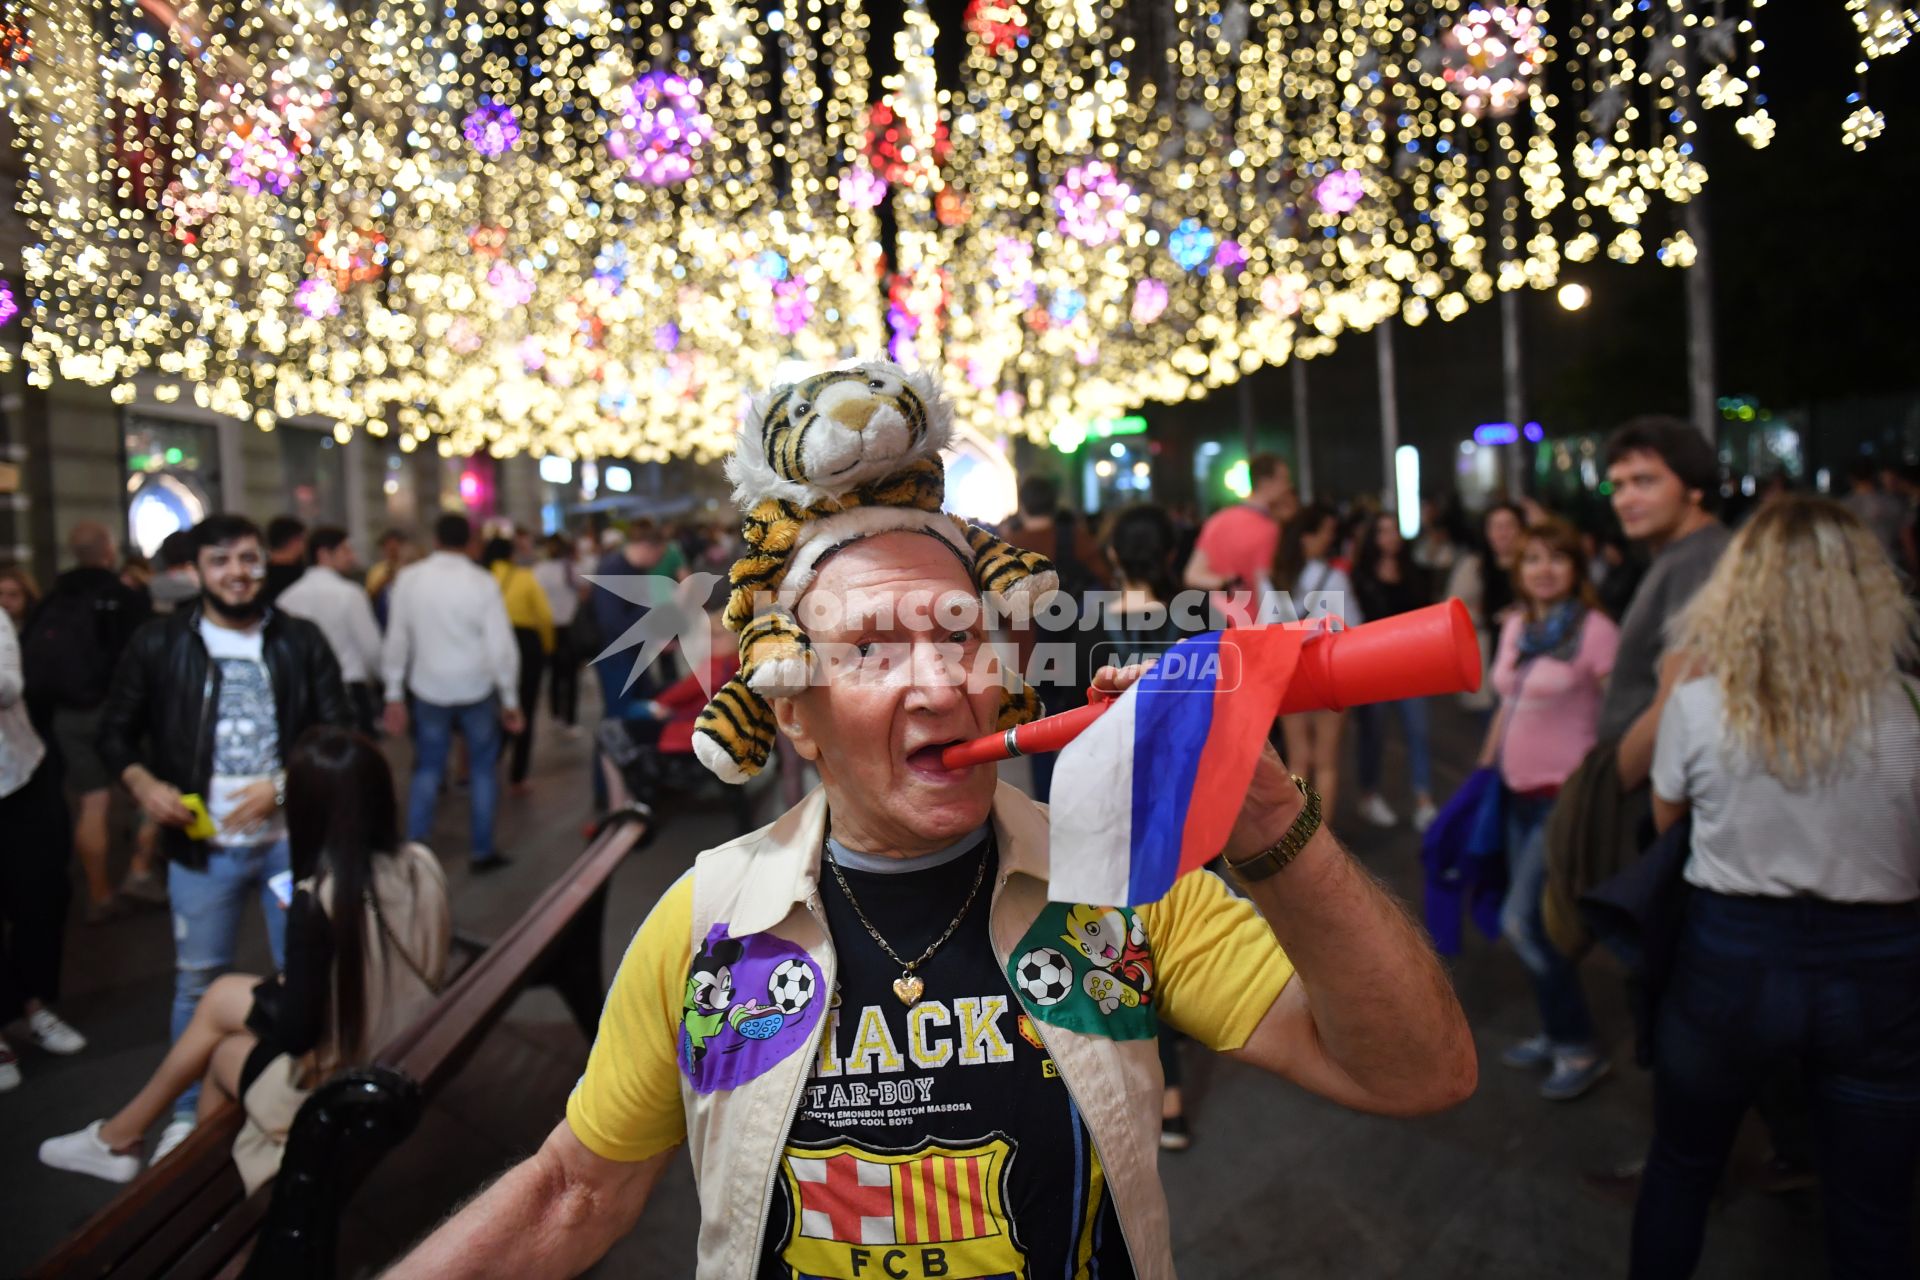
[96,513,349,1158]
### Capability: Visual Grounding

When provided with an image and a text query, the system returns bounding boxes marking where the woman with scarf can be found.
[1477,517,1620,1102]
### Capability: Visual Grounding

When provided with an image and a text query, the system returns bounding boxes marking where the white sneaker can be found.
[1413,801,1439,834]
[151,1117,195,1167]
[1360,794,1399,828]
[39,1121,141,1183]
[0,1038,19,1091]
[27,1007,88,1055]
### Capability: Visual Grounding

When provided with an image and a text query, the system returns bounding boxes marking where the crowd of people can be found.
[0,509,724,1177]
[1,407,1916,1279]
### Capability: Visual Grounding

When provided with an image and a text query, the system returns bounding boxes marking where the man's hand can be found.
[126,768,192,828]
[1221,741,1307,864]
[225,779,278,834]
[384,700,409,737]
[501,706,527,735]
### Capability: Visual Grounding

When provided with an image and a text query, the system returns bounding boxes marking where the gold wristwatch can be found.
[1222,775,1322,885]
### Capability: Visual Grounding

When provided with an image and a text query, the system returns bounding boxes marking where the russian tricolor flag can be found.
[1048,628,1302,906]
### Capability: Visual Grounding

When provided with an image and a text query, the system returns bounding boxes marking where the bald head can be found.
[68,521,117,569]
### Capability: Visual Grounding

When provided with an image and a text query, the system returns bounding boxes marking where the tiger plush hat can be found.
[692,359,1057,784]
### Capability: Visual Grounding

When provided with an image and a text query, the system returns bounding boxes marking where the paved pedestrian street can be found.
[1,700,1838,1277]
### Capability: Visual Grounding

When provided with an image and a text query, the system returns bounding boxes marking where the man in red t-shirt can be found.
[1183,454,1297,624]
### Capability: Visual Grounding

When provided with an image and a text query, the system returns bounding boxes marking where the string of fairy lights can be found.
[0,1,1911,455]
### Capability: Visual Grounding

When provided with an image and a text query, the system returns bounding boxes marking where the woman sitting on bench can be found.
[40,726,452,1188]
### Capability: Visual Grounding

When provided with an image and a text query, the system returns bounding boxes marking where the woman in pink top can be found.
[1477,518,1621,1101]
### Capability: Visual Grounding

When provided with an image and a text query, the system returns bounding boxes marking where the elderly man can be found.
[391,515,1474,1277]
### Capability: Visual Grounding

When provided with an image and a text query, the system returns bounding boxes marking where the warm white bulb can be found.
[1557,283,1592,311]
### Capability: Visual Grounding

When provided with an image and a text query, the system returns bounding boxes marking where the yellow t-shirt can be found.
[567,865,1292,1165]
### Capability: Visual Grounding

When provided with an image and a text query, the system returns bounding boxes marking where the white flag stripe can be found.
[1047,684,1139,904]
[791,1156,828,1183]
[856,1158,890,1187]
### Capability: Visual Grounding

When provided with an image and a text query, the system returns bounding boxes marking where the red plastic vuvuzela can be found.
[940,598,1481,770]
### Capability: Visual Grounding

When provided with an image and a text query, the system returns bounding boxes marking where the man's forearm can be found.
[1615,703,1659,791]
[387,1144,649,1280]
[1242,827,1476,1112]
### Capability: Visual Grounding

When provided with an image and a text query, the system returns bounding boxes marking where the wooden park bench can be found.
[31,809,651,1280]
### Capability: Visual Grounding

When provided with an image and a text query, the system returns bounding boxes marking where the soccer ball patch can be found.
[1003,903,1158,1041]
[1014,947,1073,1007]
[769,957,817,1015]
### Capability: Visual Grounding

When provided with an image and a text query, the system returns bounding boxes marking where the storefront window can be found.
[123,414,218,557]
[279,424,348,525]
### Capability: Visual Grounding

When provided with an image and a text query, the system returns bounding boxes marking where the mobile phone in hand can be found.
[180,794,217,841]
[267,870,294,909]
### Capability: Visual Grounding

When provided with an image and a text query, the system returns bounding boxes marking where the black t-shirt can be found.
[755,827,1135,1280]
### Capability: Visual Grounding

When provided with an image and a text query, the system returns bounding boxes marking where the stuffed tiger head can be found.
[725,360,952,509]
[692,357,1053,786]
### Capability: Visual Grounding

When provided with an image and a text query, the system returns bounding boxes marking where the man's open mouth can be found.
[906,738,967,771]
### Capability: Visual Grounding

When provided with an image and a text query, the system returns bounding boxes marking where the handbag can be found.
[1419,651,1541,953]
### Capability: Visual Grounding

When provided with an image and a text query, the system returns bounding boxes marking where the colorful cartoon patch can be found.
[1004,902,1157,1040]
[678,923,825,1094]
[776,1134,1026,1279]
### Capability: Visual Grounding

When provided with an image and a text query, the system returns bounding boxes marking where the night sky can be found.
[1126,3,1920,502]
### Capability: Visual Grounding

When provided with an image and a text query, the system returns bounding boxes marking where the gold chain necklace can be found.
[822,831,990,1006]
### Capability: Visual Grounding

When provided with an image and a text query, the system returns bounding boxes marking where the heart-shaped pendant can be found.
[892,974,925,1006]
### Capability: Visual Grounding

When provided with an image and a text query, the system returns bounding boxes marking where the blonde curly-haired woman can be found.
[1630,496,1920,1279]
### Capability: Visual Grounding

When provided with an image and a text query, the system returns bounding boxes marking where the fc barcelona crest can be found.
[776,1134,1027,1279]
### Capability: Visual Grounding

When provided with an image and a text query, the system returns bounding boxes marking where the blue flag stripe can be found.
[1126,632,1220,903]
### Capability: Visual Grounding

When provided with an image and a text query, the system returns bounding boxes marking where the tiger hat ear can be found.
[724,381,813,511]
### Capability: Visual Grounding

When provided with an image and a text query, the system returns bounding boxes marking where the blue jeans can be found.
[168,837,290,1116]
[408,695,503,859]
[1500,792,1597,1049]
[1354,697,1431,796]
[1632,891,1920,1279]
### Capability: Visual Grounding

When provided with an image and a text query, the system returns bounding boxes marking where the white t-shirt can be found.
[199,618,286,846]
[1652,675,1920,903]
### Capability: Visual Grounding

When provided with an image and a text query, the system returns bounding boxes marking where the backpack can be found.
[22,588,121,709]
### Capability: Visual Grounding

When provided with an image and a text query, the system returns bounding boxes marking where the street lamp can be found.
[1557,282,1591,311]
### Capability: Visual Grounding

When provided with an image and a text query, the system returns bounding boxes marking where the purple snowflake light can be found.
[226,123,299,196]
[1215,239,1248,272]
[462,99,522,157]
[1315,169,1366,215]
[1261,274,1305,316]
[487,261,537,308]
[992,236,1032,279]
[653,322,681,353]
[0,280,17,328]
[608,72,711,186]
[772,278,812,336]
[995,389,1025,417]
[1131,278,1169,325]
[294,278,341,319]
[1051,161,1132,246]
[840,164,888,210]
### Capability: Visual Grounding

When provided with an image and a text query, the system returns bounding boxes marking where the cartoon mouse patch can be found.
[1004,902,1157,1040]
[679,923,825,1093]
